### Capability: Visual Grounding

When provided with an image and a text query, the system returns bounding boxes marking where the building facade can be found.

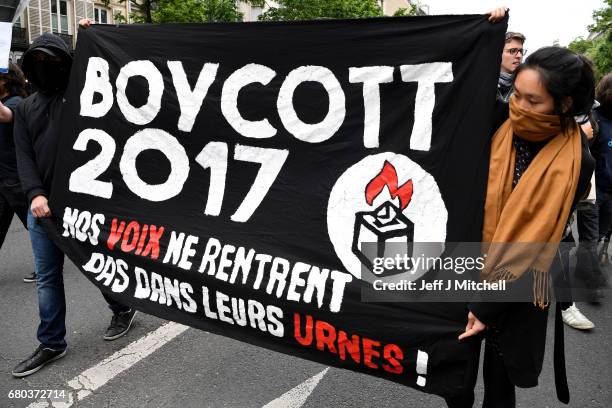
[9,0,131,62]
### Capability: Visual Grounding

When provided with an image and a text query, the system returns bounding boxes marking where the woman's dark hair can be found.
[514,46,595,130]
[0,62,28,98]
[596,73,612,119]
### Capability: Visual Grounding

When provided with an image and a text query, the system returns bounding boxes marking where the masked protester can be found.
[0,62,35,282]
[12,33,137,378]
[451,10,596,408]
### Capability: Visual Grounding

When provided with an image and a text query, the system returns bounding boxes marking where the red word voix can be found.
[107,218,165,260]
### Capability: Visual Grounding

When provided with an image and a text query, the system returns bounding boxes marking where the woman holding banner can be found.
[454,8,597,408]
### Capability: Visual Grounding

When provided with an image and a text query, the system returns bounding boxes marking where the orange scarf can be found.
[482,96,582,307]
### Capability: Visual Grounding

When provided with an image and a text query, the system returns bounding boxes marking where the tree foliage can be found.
[128,0,156,23]
[589,0,612,33]
[114,0,248,23]
[568,0,611,80]
[258,0,384,21]
[153,0,243,23]
[116,0,417,24]
[393,5,418,17]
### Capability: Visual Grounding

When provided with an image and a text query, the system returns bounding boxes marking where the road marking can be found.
[262,367,329,408]
[27,322,189,408]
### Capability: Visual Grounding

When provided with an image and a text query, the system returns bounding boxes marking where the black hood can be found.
[21,33,73,92]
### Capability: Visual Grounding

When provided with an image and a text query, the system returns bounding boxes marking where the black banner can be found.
[47,16,506,398]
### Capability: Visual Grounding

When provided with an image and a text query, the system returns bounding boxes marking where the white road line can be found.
[262,367,330,408]
[27,322,189,408]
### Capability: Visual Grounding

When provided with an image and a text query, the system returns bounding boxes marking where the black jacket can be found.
[14,33,73,202]
[592,108,612,194]
[469,104,595,387]
[0,95,23,180]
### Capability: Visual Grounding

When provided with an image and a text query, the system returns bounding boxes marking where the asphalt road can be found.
[0,219,610,408]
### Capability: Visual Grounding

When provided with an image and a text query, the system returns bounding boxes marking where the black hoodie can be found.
[14,33,72,203]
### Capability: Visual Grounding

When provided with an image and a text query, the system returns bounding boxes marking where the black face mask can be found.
[30,60,70,94]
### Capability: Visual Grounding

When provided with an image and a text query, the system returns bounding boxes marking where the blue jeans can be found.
[28,211,66,350]
[27,212,130,350]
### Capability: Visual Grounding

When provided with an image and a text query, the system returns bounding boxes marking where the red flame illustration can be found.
[365,161,413,210]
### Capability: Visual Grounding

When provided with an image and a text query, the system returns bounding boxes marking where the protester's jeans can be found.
[0,177,28,249]
[27,211,67,350]
[27,211,130,349]
[105,293,130,315]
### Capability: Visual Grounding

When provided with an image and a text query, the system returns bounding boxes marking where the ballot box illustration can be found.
[352,161,415,276]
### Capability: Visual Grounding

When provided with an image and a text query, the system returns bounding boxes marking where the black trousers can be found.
[577,201,599,242]
[0,177,28,250]
[445,330,516,408]
[597,189,612,240]
[557,234,575,310]
[575,202,607,290]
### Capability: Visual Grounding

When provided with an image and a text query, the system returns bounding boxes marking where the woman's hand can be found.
[487,7,508,22]
[31,195,51,218]
[458,311,486,340]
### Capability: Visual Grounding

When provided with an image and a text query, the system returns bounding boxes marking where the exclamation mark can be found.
[416,349,428,387]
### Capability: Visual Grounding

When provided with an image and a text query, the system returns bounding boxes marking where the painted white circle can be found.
[327,152,447,280]
[120,128,190,202]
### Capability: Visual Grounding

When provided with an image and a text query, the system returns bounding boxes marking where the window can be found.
[94,7,109,24]
[51,0,69,34]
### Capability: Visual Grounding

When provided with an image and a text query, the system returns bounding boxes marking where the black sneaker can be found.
[12,345,66,378]
[103,309,137,341]
[23,272,37,283]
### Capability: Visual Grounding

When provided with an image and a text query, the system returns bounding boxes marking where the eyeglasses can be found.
[505,48,527,56]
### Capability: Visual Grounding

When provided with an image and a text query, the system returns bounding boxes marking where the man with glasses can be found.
[498,32,526,102]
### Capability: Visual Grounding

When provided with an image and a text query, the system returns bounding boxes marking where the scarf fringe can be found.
[485,268,549,309]
[532,268,550,309]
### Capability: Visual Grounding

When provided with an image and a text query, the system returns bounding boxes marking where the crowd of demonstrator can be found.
[0,8,610,408]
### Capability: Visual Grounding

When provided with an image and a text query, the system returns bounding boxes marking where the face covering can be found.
[30,60,70,94]
[509,95,562,141]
